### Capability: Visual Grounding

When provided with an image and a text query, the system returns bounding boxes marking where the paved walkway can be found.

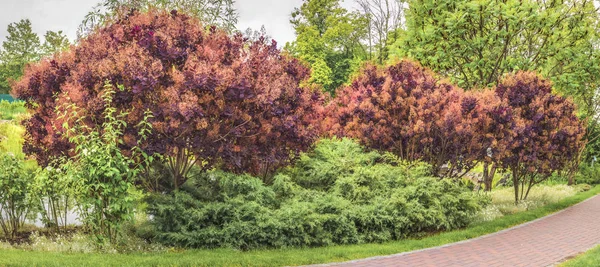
[313,194,600,267]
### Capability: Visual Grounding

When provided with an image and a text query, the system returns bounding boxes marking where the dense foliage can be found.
[495,72,585,201]
[0,153,35,239]
[286,0,368,94]
[461,89,513,191]
[0,19,40,94]
[0,100,26,121]
[393,0,600,163]
[79,0,238,36]
[13,10,325,188]
[145,138,484,249]
[325,60,477,176]
[576,163,600,185]
[395,0,599,97]
[0,121,26,159]
[286,0,408,93]
[1,1,591,253]
[59,85,153,243]
[325,60,584,201]
[0,19,69,94]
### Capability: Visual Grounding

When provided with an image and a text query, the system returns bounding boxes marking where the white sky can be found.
[0,0,358,47]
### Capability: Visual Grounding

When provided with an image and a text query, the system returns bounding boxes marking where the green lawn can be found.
[560,245,600,267]
[0,185,597,267]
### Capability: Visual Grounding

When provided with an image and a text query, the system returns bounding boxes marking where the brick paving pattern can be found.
[313,195,600,267]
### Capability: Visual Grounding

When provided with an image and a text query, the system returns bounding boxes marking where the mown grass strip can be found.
[560,244,600,267]
[1,185,599,267]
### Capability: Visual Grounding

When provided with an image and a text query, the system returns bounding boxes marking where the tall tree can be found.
[356,0,404,63]
[79,0,238,37]
[41,30,70,57]
[0,19,41,94]
[392,0,600,166]
[392,0,599,106]
[287,0,368,95]
[243,25,271,43]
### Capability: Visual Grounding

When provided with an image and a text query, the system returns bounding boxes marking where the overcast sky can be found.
[0,0,357,48]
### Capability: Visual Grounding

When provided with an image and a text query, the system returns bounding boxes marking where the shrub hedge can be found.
[145,138,485,249]
[576,163,600,185]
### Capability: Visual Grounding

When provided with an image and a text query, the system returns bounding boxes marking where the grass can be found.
[0,185,597,267]
[560,245,600,267]
[474,184,587,222]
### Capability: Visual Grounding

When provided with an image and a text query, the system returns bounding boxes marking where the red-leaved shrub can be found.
[13,9,325,187]
[495,71,585,201]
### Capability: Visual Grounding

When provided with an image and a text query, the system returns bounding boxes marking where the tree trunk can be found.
[568,172,575,186]
[489,164,497,189]
[568,139,586,186]
[512,166,519,204]
[167,148,197,191]
[483,161,490,191]
[482,162,497,192]
[524,177,535,200]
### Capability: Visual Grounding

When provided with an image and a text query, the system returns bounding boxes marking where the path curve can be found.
[310,194,600,267]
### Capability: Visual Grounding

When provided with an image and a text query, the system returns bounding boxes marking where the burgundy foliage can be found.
[13,11,585,201]
[324,60,471,175]
[495,72,585,200]
[13,10,325,180]
[325,61,585,191]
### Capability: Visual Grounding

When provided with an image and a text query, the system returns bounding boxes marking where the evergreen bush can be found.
[146,138,484,249]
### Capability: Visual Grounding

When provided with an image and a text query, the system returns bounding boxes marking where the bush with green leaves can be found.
[145,138,484,249]
[60,83,154,244]
[0,152,36,239]
[32,158,76,232]
[576,163,600,185]
[0,100,26,121]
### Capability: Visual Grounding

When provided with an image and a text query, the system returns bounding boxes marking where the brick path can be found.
[312,194,600,267]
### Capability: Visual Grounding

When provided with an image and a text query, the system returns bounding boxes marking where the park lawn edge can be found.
[559,244,600,267]
[0,185,599,267]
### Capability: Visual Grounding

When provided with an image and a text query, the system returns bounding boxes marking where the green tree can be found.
[287,0,369,94]
[392,0,600,167]
[0,19,41,94]
[392,0,599,108]
[79,0,238,37]
[356,0,404,64]
[41,30,70,56]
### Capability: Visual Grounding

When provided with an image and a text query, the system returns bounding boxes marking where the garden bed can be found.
[0,185,597,267]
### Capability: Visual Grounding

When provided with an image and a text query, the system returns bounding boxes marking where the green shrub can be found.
[576,163,600,185]
[287,138,383,190]
[539,171,570,186]
[0,121,25,158]
[146,138,484,249]
[0,153,37,239]
[0,100,26,121]
[61,84,154,244]
[33,159,77,232]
